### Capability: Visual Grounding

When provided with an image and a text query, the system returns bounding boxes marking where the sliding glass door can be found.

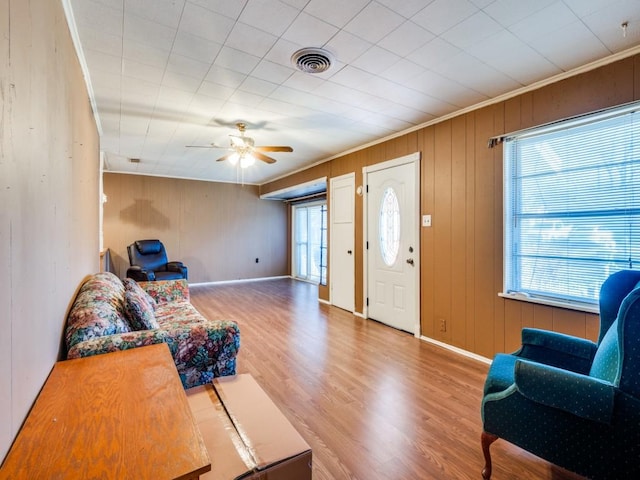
[293,202,327,285]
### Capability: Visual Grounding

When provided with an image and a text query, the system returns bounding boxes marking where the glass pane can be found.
[320,205,327,285]
[296,208,308,242]
[379,187,401,266]
[308,205,322,283]
[294,206,308,279]
[299,245,308,277]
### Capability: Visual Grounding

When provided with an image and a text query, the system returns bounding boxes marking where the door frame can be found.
[363,151,421,337]
[329,172,355,312]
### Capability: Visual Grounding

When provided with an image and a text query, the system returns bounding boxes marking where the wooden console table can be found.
[1,344,211,479]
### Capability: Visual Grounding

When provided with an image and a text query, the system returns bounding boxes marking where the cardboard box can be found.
[187,374,312,480]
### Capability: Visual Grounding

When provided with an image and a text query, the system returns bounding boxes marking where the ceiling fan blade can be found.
[185,143,225,149]
[254,146,293,152]
[215,153,234,162]
[253,151,277,164]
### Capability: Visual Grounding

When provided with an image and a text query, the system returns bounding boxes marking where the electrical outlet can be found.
[439,318,447,332]
[255,258,259,263]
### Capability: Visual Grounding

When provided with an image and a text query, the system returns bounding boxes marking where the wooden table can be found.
[1,344,211,479]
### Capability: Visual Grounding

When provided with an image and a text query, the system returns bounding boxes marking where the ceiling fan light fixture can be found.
[291,47,333,74]
[228,152,240,166]
[240,154,256,168]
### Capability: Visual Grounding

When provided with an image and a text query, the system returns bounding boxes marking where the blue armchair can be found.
[481,270,640,479]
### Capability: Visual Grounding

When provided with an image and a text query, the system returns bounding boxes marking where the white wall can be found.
[0,0,100,461]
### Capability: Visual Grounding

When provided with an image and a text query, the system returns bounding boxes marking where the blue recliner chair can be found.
[481,269,640,479]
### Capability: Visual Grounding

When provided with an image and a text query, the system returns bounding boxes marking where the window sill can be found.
[498,292,599,314]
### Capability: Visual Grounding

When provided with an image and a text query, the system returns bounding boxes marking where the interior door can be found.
[366,154,419,334]
[330,173,355,312]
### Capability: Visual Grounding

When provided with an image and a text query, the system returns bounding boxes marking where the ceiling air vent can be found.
[291,48,333,74]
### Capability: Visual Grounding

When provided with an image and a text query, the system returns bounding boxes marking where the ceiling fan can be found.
[187,122,293,168]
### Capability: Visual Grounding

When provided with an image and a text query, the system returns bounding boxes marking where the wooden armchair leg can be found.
[481,431,498,479]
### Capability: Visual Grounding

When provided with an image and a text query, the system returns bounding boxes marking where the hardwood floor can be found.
[190,278,586,480]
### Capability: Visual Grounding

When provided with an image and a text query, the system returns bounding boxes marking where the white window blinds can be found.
[504,103,640,308]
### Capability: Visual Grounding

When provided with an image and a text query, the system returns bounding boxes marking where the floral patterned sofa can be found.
[65,272,240,389]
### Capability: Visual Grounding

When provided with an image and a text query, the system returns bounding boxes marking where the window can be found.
[503,103,640,311]
[293,202,327,285]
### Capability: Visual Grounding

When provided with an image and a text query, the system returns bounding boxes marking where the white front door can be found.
[365,153,420,335]
[330,173,355,312]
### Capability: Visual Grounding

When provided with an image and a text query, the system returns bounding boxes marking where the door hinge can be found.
[366,241,369,249]
[366,185,369,193]
[366,297,369,306]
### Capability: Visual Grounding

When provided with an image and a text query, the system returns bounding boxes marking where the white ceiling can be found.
[68,0,640,185]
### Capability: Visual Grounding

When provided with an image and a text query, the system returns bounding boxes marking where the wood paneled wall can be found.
[0,0,101,462]
[261,54,640,359]
[103,174,288,283]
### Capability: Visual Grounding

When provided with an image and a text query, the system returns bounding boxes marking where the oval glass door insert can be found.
[379,187,401,266]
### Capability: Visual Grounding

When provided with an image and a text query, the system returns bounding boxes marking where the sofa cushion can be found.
[124,287,159,331]
[66,272,130,349]
[141,279,190,304]
[123,278,157,310]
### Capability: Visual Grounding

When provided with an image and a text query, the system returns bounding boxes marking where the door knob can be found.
[406,258,414,265]
[347,250,353,255]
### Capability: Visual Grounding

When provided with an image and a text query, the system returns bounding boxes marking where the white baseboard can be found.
[420,336,492,365]
[189,275,291,287]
